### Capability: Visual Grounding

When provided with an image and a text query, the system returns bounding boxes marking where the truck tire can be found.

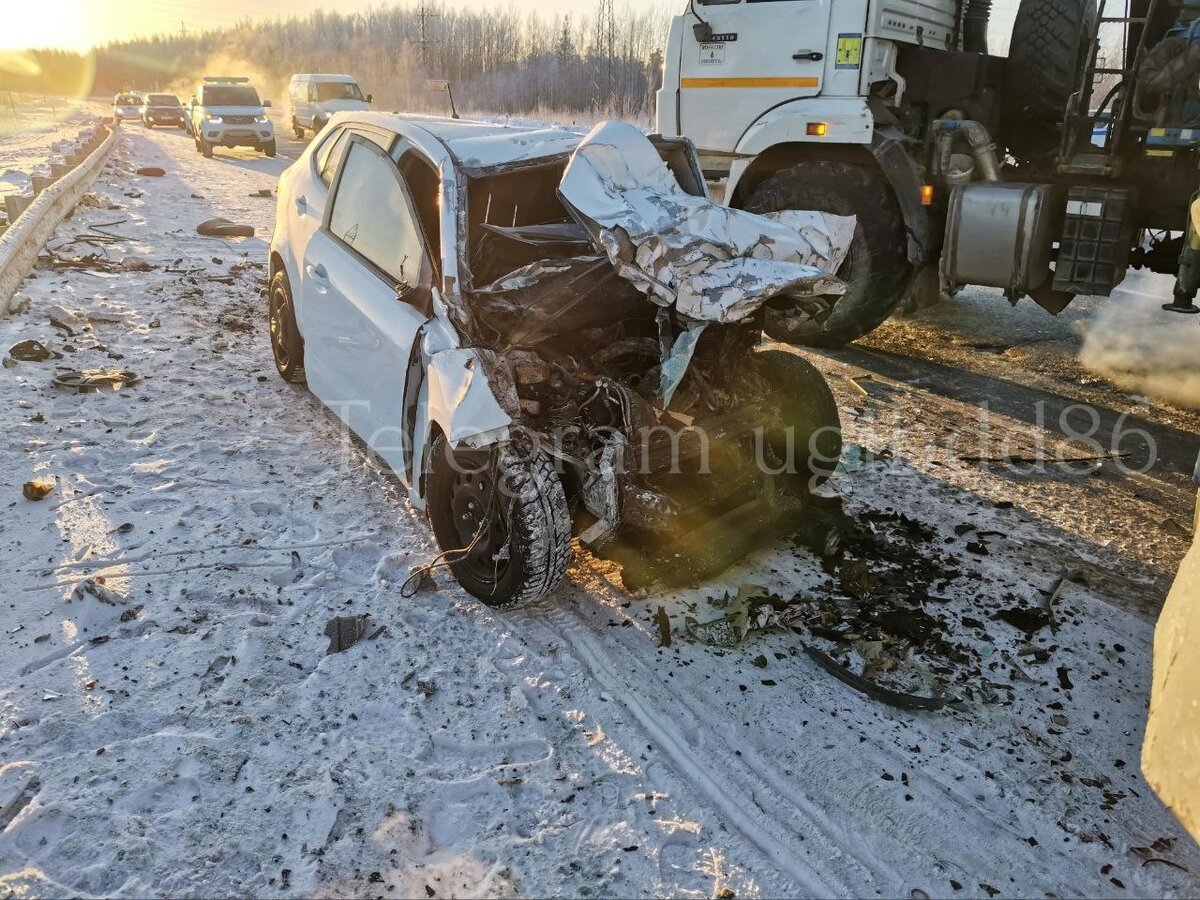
[744,160,910,347]
[1003,0,1097,164]
[426,437,572,609]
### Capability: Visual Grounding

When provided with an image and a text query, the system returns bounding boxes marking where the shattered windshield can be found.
[315,82,364,102]
[201,85,261,107]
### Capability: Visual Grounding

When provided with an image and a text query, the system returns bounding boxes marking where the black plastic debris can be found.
[324,614,372,654]
[992,606,1052,637]
[249,188,273,198]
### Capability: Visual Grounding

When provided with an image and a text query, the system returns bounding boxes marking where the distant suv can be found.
[287,74,371,139]
[140,93,185,129]
[112,92,142,125]
[190,76,275,158]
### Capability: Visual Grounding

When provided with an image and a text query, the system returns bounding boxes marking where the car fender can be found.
[408,344,514,508]
[727,97,875,200]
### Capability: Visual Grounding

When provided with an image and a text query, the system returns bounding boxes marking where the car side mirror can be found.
[367,94,373,104]
[262,100,273,108]
[397,283,433,317]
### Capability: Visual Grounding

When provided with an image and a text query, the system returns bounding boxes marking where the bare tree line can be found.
[1,2,673,121]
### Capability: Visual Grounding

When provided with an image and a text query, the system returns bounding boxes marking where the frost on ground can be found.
[0,97,100,203]
[0,126,1198,898]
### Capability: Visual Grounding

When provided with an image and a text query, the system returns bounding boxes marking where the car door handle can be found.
[793,51,824,61]
[295,195,308,215]
[306,262,329,293]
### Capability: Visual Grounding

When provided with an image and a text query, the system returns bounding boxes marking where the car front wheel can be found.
[427,436,572,609]
[268,270,306,384]
[263,140,277,158]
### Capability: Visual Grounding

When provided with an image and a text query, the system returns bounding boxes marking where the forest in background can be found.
[0,2,673,122]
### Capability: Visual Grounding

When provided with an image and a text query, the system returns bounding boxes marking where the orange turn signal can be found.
[806,122,828,137]
[920,184,935,206]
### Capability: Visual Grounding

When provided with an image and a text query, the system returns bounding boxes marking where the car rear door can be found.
[300,133,434,480]
[678,0,837,151]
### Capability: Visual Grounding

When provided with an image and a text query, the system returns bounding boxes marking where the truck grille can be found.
[224,115,257,125]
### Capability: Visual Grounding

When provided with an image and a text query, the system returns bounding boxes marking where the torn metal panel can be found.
[425,348,512,448]
[559,121,856,324]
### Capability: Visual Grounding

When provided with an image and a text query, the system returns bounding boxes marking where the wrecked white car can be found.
[268,116,853,607]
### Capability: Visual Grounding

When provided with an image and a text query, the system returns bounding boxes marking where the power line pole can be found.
[596,0,616,104]
[412,1,440,72]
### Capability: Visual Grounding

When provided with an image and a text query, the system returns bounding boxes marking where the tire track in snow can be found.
[527,604,859,897]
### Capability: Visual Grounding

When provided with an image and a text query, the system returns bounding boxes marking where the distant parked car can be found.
[190,76,276,158]
[268,114,850,607]
[287,74,371,139]
[140,93,186,129]
[112,92,142,125]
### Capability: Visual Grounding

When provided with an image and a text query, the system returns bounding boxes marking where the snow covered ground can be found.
[0,97,101,206]
[1,123,1199,898]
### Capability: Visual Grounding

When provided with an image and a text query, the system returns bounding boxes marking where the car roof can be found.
[293,74,358,83]
[334,112,584,170]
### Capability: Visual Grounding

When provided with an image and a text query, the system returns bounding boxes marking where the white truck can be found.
[658,0,1200,347]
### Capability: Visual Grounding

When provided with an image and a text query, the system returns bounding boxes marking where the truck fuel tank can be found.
[941,182,1066,300]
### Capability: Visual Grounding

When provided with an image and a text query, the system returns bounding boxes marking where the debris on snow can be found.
[52,368,140,392]
[8,339,59,362]
[324,614,372,654]
[22,478,54,501]
[135,166,165,177]
[196,217,255,238]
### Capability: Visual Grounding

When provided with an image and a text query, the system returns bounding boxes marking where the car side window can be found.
[315,127,348,187]
[327,138,431,289]
[308,84,318,102]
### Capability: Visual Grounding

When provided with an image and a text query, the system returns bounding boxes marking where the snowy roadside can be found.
[0,125,1198,898]
[0,99,101,205]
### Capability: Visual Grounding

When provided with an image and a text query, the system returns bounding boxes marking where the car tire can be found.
[263,140,277,158]
[291,118,304,140]
[200,137,213,158]
[313,117,327,135]
[743,160,910,348]
[755,349,842,491]
[268,270,306,384]
[427,435,572,609]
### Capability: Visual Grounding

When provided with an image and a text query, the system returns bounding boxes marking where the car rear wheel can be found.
[756,349,842,491]
[426,436,572,609]
[268,270,306,384]
[292,118,304,140]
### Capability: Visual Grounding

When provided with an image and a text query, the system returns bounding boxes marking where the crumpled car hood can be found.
[558,121,856,325]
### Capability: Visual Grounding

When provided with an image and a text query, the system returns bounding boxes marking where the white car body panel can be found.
[1144,465,1200,841]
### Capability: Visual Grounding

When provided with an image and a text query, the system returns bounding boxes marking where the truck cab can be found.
[658,0,973,347]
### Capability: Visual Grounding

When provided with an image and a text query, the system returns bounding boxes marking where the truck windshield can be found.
[315,82,364,102]
[202,85,261,107]
[147,94,180,106]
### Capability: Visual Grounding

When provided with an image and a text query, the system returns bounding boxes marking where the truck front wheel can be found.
[743,160,911,348]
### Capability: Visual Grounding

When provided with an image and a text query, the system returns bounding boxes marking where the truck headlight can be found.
[204,114,223,123]
[255,115,269,124]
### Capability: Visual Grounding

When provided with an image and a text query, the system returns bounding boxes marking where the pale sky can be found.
[1,0,602,53]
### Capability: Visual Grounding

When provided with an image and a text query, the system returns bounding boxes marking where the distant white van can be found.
[287,74,372,139]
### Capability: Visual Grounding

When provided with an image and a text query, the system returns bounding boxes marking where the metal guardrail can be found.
[0,123,114,314]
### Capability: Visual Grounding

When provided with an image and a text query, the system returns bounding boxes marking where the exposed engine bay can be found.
[458,123,855,569]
